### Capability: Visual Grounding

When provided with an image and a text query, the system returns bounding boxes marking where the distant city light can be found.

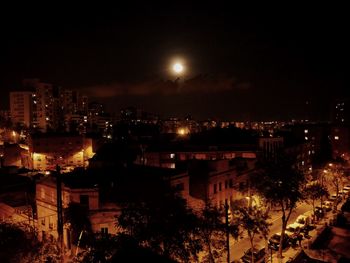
[178,128,186,135]
[177,127,190,136]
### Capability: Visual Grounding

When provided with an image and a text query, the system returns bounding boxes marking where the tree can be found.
[64,202,93,249]
[303,183,328,215]
[0,222,62,263]
[325,165,344,210]
[28,240,62,263]
[74,234,118,263]
[116,180,202,262]
[237,205,270,263]
[198,203,227,263]
[252,155,305,262]
[73,233,177,263]
[0,222,36,262]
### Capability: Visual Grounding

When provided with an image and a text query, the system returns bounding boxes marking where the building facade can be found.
[28,134,95,171]
[9,91,33,127]
[36,176,120,248]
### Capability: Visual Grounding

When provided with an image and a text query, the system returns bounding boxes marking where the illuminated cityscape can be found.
[0,3,349,263]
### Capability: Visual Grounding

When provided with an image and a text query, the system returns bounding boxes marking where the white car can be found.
[285,223,303,239]
[341,189,349,195]
[322,201,332,211]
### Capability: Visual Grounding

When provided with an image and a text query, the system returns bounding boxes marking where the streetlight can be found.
[224,199,230,263]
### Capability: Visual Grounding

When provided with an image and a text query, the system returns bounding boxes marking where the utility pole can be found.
[56,165,64,262]
[225,199,230,263]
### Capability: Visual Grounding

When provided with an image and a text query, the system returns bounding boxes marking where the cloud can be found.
[82,74,251,98]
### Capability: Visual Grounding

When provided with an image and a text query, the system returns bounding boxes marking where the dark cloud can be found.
[82,75,251,98]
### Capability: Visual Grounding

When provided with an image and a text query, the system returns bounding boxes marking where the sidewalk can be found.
[269,199,347,263]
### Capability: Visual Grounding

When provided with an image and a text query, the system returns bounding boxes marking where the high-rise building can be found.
[61,90,88,115]
[9,91,33,127]
[22,79,64,131]
[332,98,350,125]
[31,81,55,131]
[9,79,90,132]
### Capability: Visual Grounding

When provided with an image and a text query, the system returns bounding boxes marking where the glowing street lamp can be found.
[177,128,186,136]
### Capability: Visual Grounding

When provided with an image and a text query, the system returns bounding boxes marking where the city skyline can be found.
[1,4,348,121]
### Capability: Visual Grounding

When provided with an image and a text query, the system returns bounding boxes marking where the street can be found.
[229,202,313,262]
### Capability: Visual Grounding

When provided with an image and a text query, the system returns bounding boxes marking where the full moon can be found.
[173,63,184,73]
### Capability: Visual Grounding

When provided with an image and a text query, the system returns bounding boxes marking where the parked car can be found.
[285,223,303,239]
[268,233,290,251]
[343,185,350,191]
[329,194,342,203]
[322,201,332,211]
[240,246,265,263]
[315,206,326,218]
[295,214,311,230]
[341,189,349,196]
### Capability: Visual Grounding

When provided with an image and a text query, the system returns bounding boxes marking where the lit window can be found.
[335,136,339,140]
[101,227,108,235]
[170,153,175,159]
[305,136,308,140]
[304,129,308,134]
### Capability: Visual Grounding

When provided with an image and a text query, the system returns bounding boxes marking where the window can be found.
[101,227,108,235]
[51,191,55,202]
[80,195,89,207]
[229,179,233,188]
[225,180,228,189]
[219,182,222,191]
[41,217,45,226]
[170,153,175,159]
[41,188,45,199]
[335,136,339,140]
[239,182,245,191]
[175,183,184,191]
[214,184,217,194]
[48,216,53,229]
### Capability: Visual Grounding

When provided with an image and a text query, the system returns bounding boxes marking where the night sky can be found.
[0,3,348,121]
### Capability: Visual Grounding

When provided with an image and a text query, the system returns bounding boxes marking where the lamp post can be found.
[224,199,230,263]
